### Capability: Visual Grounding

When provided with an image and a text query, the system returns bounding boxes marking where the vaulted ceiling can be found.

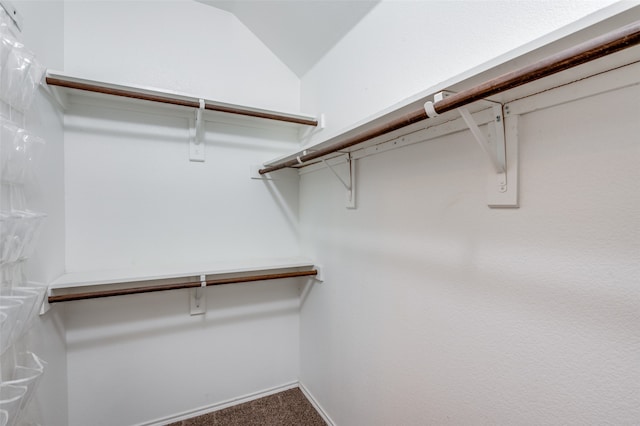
[196,0,380,77]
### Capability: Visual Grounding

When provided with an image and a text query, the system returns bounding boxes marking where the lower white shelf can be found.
[47,257,319,305]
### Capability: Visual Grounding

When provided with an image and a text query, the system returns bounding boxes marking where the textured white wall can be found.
[299,81,640,426]
[301,0,621,142]
[298,35,640,426]
[64,0,301,112]
[12,2,68,425]
[64,103,301,271]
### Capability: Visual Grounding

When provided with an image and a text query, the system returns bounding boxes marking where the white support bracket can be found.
[190,274,207,315]
[313,265,324,282]
[426,91,518,208]
[458,105,506,176]
[189,99,206,162]
[321,153,356,209]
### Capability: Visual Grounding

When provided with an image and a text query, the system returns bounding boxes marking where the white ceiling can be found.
[196,0,380,77]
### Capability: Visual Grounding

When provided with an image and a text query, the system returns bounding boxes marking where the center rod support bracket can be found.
[189,99,206,162]
[425,91,518,208]
[190,274,207,315]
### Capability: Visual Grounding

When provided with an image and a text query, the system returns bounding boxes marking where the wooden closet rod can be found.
[44,77,319,127]
[48,269,318,303]
[259,19,640,175]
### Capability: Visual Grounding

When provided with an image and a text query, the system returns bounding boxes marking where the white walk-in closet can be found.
[0,1,638,425]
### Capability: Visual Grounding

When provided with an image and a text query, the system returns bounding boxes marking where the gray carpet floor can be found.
[168,388,326,425]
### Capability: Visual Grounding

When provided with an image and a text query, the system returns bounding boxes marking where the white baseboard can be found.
[137,381,299,426]
[298,382,337,426]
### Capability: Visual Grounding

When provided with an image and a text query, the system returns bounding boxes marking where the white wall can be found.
[61,2,306,424]
[299,77,640,426]
[65,276,301,425]
[64,102,301,271]
[301,0,620,142]
[62,100,305,425]
[298,5,640,424]
[14,1,638,425]
[20,0,66,289]
[12,1,68,425]
[63,0,301,113]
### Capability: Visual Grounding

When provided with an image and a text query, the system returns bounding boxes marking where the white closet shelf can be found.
[48,257,319,304]
[43,70,318,127]
[260,10,640,173]
[256,12,640,210]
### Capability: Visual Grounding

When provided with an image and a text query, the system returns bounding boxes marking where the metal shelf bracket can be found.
[426,91,518,208]
[322,153,356,209]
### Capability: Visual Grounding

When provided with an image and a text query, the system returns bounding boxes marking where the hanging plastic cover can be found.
[0,19,45,111]
[0,120,45,183]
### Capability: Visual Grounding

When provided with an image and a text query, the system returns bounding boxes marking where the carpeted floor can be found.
[168,387,326,425]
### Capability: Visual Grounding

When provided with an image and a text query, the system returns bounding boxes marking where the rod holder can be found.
[190,274,207,316]
[189,99,206,162]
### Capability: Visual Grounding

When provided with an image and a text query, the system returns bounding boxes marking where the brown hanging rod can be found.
[45,76,319,127]
[48,269,318,303]
[259,19,640,175]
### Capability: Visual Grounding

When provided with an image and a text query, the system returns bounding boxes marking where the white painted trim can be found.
[137,381,299,426]
[299,382,337,426]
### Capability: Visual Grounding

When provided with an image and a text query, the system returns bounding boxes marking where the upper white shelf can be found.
[50,257,317,291]
[262,4,640,170]
[44,70,318,128]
